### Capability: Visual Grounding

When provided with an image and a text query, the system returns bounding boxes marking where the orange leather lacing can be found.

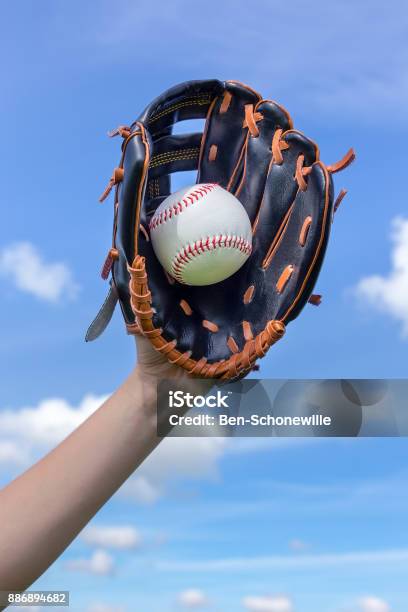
[241,106,355,195]
[242,112,314,191]
[100,94,355,378]
[243,104,264,137]
[101,247,119,280]
[272,129,355,193]
[295,155,313,192]
[99,167,124,203]
[308,294,322,306]
[333,188,348,213]
[127,255,285,379]
[327,150,356,174]
[179,299,193,315]
[107,125,131,139]
[271,128,290,163]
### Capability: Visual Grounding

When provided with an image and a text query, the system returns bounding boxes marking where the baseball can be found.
[149,184,252,286]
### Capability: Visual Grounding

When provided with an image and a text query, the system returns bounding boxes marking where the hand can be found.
[134,334,191,380]
[134,333,214,409]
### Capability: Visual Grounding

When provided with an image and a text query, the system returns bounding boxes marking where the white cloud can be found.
[243,595,293,612]
[66,549,114,575]
[81,525,142,550]
[355,217,408,335]
[356,597,390,612]
[0,242,79,302]
[0,440,29,466]
[122,474,162,504]
[178,589,208,608]
[120,437,226,504]
[0,394,106,467]
[0,393,226,504]
[158,547,408,572]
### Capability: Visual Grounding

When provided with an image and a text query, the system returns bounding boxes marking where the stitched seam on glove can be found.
[149,148,200,168]
[148,96,212,124]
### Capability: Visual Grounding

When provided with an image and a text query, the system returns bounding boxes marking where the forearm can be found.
[0,366,159,591]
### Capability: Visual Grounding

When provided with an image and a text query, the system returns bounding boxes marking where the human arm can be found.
[0,336,197,595]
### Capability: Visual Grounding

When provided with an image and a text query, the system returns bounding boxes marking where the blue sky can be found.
[0,1,407,610]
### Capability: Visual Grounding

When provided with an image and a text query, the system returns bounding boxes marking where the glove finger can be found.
[259,162,334,323]
[252,130,319,264]
[113,124,152,326]
[233,99,292,223]
[197,81,261,188]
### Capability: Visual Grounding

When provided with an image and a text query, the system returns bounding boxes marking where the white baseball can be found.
[149,184,252,286]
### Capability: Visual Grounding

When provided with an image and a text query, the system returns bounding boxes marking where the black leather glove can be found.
[87,79,355,380]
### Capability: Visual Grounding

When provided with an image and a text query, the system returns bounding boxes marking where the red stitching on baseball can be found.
[171,234,252,284]
[149,184,217,230]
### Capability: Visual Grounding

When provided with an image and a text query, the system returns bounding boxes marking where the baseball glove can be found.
[87,79,355,380]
